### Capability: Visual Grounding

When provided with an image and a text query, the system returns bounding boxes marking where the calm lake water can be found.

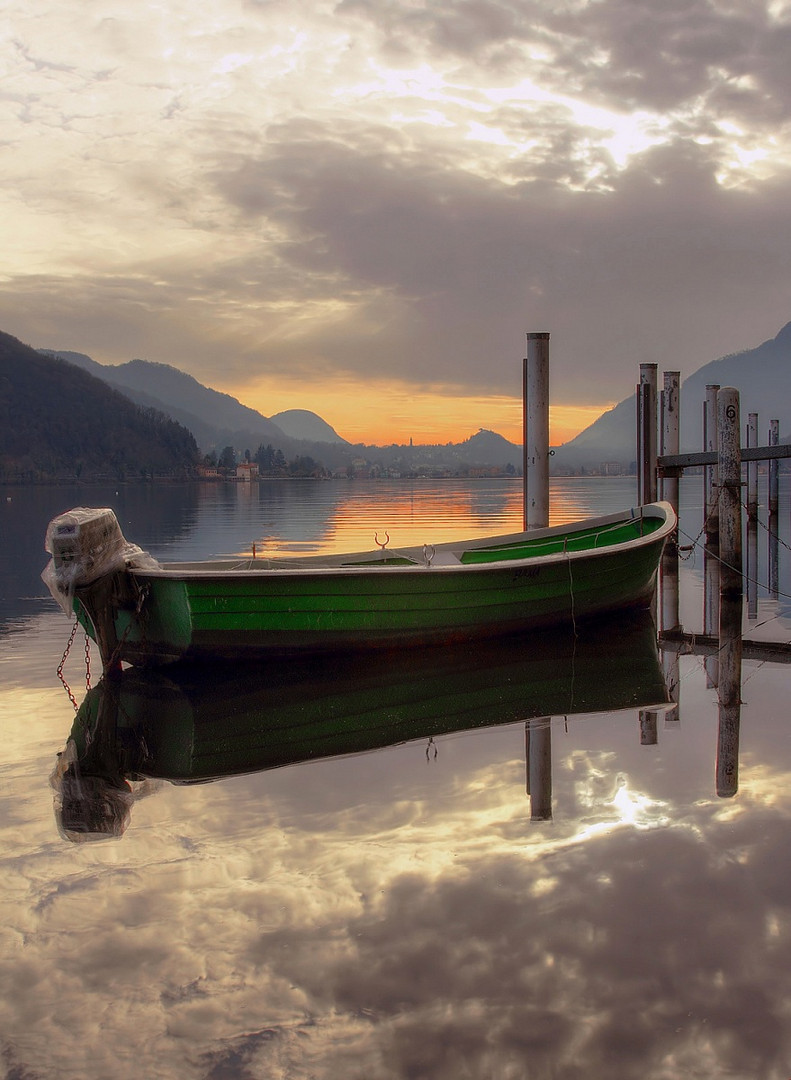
[2,477,791,1079]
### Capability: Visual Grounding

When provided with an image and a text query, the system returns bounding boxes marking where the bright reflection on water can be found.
[2,477,791,1079]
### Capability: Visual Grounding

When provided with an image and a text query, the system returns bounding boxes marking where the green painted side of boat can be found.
[57,501,675,668]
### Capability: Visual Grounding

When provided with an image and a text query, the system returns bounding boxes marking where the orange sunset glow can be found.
[232,375,612,447]
[4,0,791,444]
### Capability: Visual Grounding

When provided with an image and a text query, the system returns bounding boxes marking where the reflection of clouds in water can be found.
[3,737,791,1077]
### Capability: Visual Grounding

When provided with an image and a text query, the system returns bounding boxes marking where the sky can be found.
[3,0,791,445]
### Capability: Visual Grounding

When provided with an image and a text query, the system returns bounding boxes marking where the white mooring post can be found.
[523,332,550,531]
[659,373,681,635]
[717,387,743,599]
[660,370,680,515]
[661,371,678,531]
[637,363,658,505]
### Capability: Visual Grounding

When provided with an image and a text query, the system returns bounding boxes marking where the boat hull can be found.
[64,503,674,667]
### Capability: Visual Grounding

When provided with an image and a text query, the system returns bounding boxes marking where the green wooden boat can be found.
[43,501,675,670]
[52,611,669,839]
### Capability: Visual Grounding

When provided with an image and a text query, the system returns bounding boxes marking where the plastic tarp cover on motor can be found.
[42,506,160,615]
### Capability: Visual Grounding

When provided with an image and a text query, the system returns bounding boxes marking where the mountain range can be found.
[22,318,791,474]
[43,350,346,452]
[1,332,199,481]
[551,320,791,471]
[38,348,524,471]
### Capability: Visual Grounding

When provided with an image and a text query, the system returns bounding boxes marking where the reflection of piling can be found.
[704,384,720,549]
[523,333,550,531]
[703,549,720,688]
[769,517,779,600]
[639,709,658,745]
[637,364,658,506]
[746,516,758,621]
[659,534,681,710]
[661,648,680,723]
[716,593,743,798]
[661,543,680,633]
[525,717,552,821]
[717,388,743,599]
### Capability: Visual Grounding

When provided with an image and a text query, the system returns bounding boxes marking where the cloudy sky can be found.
[3,0,791,443]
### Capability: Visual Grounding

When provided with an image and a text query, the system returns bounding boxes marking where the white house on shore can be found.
[236,462,259,482]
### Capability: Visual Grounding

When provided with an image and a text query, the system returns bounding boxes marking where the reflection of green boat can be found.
[59,611,667,790]
[43,503,675,670]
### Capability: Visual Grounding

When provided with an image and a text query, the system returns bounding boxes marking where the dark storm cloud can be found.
[339,0,791,123]
[205,119,791,400]
[4,0,791,417]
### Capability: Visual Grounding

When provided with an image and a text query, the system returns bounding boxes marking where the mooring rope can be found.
[675,516,791,606]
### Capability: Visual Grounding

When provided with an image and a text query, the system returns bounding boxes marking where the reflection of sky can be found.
[5,476,791,1077]
[4,627,791,1077]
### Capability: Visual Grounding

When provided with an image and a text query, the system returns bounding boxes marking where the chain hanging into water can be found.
[677,484,722,563]
[743,495,791,556]
[56,618,92,711]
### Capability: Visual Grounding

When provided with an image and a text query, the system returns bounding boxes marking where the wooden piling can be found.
[716,403,744,795]
[769,418,779,519]
[637,364,658,505]
[717,387,743,599]
[523,333,550,530]
[746,412,758,522]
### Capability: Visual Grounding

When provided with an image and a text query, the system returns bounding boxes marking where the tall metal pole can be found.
[523,332,550,530]
[637,363,657,505]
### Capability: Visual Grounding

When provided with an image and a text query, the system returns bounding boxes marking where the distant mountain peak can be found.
[772,321,791,347]
[269,409,347,444]
[553,317,791,470]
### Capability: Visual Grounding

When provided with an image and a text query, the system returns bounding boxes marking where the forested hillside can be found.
[0,331,199,481]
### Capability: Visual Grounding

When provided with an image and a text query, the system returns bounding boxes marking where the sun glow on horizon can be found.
[223,375,612,447]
